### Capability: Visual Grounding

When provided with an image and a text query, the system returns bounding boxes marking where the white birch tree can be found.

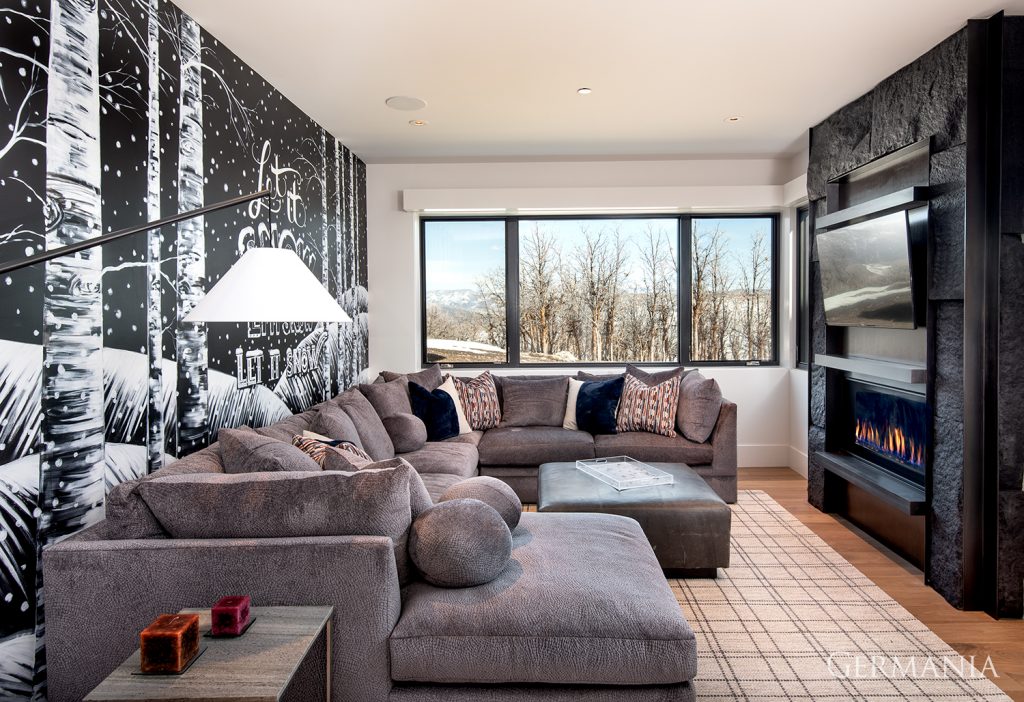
[174,14,208,453]
[144,0,163,471]
[37,0,104,696]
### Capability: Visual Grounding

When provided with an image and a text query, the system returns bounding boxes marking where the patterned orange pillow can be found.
[615,373,681,438]
[451,371,502,430]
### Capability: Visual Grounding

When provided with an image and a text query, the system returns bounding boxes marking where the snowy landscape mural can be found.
[0,0,368,697]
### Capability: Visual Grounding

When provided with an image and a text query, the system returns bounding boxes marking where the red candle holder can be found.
[211,595,252,637]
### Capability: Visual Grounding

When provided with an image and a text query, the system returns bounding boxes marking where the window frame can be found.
[420,212,780,369]
[795,206,810,369]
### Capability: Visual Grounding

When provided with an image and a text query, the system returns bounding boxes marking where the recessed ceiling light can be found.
[577,87,592,95]
[386,95,427,111]
[409,119,428,127]
[724,116,742,123]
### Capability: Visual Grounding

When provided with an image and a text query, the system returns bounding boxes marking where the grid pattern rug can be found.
[670,490,1009,701]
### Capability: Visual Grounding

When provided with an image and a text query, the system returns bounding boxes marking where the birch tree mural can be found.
[174,13,208,453]
[0,1,369,696]
[37,0,105,697]
[145,0,163,472]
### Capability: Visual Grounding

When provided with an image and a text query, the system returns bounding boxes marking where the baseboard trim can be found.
[738,444,791,468]
[788,446,808,477]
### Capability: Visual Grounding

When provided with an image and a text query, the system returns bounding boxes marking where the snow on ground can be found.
[427,338,505,355]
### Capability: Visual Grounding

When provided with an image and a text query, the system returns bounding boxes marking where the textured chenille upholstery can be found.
[400,441,479,477]
[43,529,402,702]
[409,499,513,587]
[439,475,522,530]
[391,512,697,686]
[479,426,596,465]
[383,413,429,453]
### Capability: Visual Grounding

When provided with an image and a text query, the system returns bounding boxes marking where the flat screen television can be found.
[816,210,916,329]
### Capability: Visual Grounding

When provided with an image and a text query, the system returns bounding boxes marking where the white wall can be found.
[365,157,808,469]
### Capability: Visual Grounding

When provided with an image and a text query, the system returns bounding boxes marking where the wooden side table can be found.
[85,606,333,702]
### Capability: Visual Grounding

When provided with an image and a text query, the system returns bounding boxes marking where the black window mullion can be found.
[505,217,520,366]
[679,215,693,365]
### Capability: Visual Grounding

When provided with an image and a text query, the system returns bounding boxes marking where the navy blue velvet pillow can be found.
[576,376,625,435]
[409,381,459,442]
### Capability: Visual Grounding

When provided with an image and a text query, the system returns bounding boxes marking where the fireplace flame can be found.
[855,418,925,467]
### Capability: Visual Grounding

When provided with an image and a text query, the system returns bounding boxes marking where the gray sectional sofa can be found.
[42,371,736,700]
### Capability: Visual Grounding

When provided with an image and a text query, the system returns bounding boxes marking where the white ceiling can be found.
[173,0,1024,163]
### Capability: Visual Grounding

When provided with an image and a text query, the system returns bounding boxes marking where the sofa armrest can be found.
[708,400,737,479]
[43,532,401,702]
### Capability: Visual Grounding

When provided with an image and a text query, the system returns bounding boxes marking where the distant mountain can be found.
[426,289,483,311]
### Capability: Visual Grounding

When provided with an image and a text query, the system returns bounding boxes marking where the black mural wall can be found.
[808,21,1024,618]
[0,0,369,696]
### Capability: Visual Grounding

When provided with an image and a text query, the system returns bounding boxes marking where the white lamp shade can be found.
[182,248,352,323]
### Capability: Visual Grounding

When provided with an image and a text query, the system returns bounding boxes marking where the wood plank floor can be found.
[742,466,1024,701]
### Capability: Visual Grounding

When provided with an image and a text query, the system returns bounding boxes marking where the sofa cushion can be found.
[391,511,697,685]
[310,404,364,448]
[409,381,460,442]
[478,426,595,466]
[616,373,681,438]
[320,442,375,471]
[451,371,501,430]
[442,430,484,447]
[252,408,319,442]
[499,377,568,427]
[594,432,714,465]
[400,441,479,478]
[360,378,412,418]
[219,428,321,474]
[419,473,464,503]
[576,375,625,435]
[137,467,415,582]
[335,387,396,460]
[409,499,513,587]
[625,364,694,386]
[382,413,428,454]
[104,445,224,539]
[678,371,724,443]
[439,475,522,530]
[381,364,444,391]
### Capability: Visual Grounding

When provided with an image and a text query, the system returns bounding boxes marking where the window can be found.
[690,216,776,364]
[422,219,507,364]
[421,213,778,367]
[518,218,678,364]
[795,206,810,367]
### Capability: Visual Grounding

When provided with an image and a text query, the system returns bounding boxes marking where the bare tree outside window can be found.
[691,218,774,362]
[516,219,678,364]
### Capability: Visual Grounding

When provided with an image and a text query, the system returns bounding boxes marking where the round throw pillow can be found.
[382,413,428,453]
[439,476,522,531]
[409,499,512,587]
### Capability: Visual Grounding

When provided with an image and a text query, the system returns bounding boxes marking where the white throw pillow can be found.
[563,378,584,430]
[437,376,473,435]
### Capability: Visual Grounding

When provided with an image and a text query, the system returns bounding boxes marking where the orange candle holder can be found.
[139,613,200,674]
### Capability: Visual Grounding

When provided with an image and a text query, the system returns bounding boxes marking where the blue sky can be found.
[424,217,772,292]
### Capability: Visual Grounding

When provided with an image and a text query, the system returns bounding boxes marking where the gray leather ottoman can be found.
[537,461,730,576]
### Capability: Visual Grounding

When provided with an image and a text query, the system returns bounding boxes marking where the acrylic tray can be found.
[575,456,674,491]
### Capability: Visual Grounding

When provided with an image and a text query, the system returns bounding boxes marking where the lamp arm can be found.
[0,188,273,276]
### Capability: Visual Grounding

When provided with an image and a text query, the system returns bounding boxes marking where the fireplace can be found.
[847,380,928,487]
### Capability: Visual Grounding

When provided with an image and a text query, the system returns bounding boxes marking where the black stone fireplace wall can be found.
[807,16,1024,618]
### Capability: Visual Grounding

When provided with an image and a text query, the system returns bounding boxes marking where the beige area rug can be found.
[671,490,1009,701]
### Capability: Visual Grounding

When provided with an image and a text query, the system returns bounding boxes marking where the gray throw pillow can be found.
[138,467,416,584]
[311,405,364,448]
[360,378,412,418]
[381,364,444,392]
[409,499,512,587]
[576,371,622,382]
[321,455,433,519]
[678,372,724,443]
[382,413,428,454]
[218,428,320,474]
[499,376,569,427]
[334,387,396,461]
[439,476,521,531]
